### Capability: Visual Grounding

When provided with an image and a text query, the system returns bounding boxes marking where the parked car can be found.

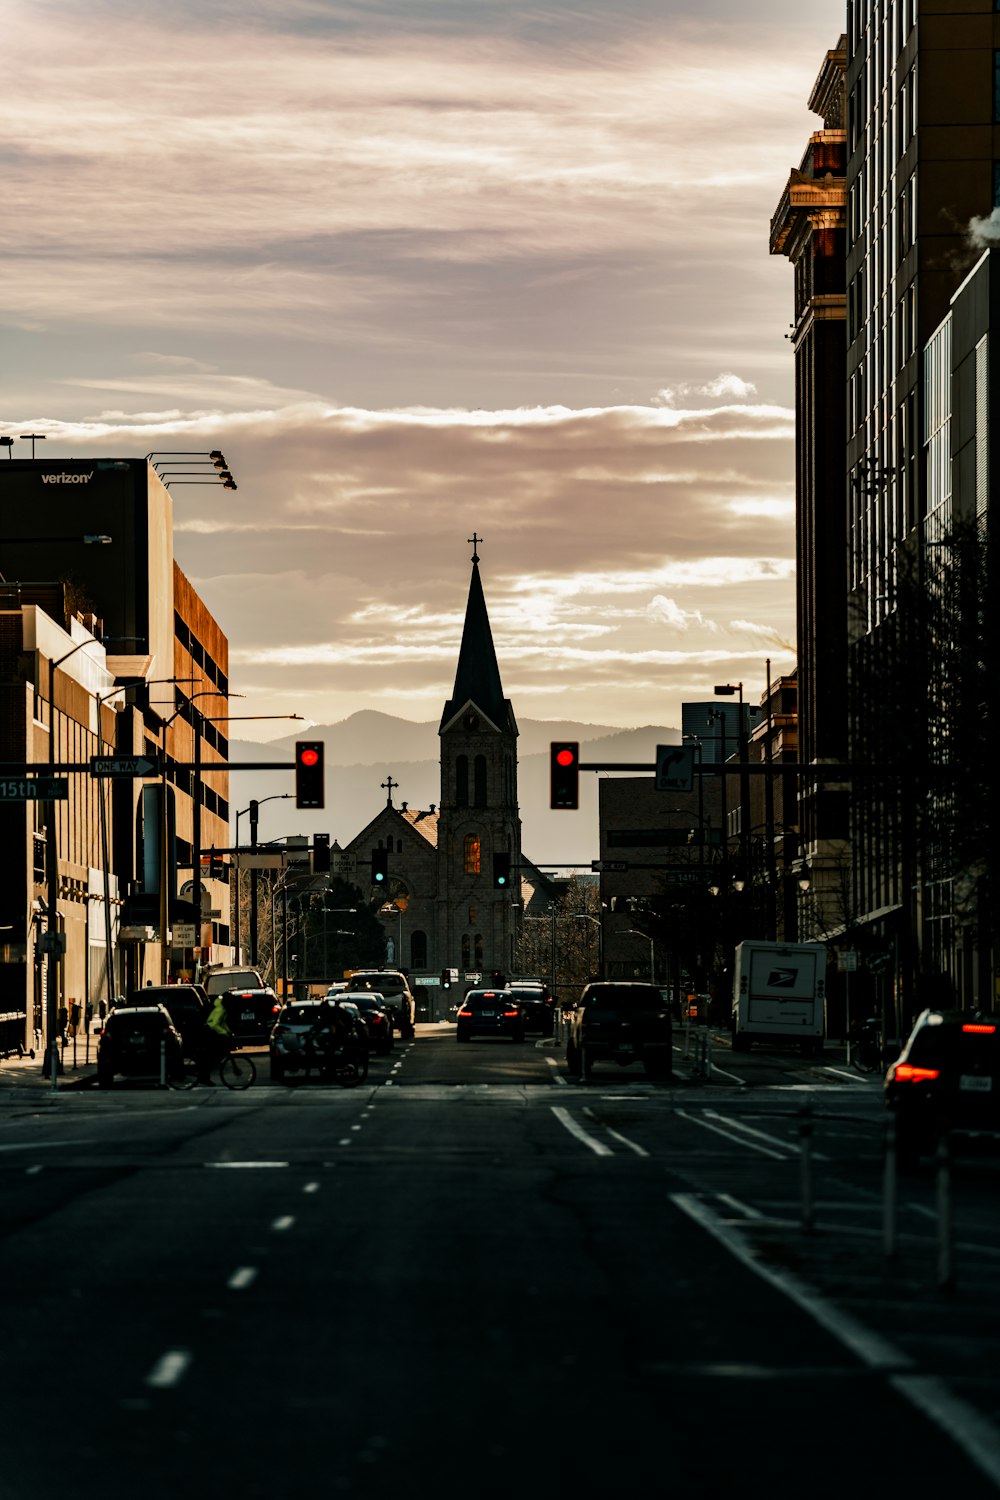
[885,1008,1000,1171]
[504,982,554,1035]
[220,987,282,1047]
[337,991,395,1055]
[566,981,673,1080]
[97,1005,184,1087]
[125,984,208,1059]
[456,989,525,1043]
[345,969,416,1037]
[270,998,369,1082]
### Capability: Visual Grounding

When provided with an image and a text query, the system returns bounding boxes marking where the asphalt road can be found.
[3,1026,1000,1497]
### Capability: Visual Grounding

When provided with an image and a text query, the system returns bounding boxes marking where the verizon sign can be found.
[41,472,94,484]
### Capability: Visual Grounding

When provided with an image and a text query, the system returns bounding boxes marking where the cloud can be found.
[653,372,759,406]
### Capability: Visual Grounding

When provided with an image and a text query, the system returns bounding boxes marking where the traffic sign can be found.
[90,755,162,778]
[0,777,68,801]
[655,744,693,792]
[592,860,629,873]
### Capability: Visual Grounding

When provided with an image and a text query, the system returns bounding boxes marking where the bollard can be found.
[935,1134,954,1289]
[799,1103,814,1233]
[159,1036,166,1089]
[883,1116,898,1261]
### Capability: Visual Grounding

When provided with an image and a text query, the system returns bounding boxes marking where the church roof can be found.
[439,557,515,734]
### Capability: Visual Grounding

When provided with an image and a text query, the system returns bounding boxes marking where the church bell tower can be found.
[437,537,521,981]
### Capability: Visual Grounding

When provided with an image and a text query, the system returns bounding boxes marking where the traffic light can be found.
[441,968,452,989]
[550,741,579,809]
[372,846,389,886]
[313,833,331,873]
[207,850,227,880]
[295,740,325,809]
[492,852,511,888]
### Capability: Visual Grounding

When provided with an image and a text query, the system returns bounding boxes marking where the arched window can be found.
[461,934,471,969]
[474,934,484,968]
[474,754,487,807]
[410,930,427,968]
[464,833,481,875]
[456,755,469,807]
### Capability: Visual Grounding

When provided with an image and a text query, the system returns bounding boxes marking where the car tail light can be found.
[893,1063,941,1083]
[963,1023,996,1034]
[458,1008,472,1018]
[503,1009,519,1017]
[271,1004,281,1015]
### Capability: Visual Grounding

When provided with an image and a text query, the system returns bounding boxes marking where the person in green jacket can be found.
[197,994,232,1084]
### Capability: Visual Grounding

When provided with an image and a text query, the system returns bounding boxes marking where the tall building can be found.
[844,0,995,1025]
[770,38,849,936]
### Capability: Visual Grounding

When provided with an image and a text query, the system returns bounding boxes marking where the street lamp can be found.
[573,913,604,979]
[235,793,294,964]
[622,928,655,981]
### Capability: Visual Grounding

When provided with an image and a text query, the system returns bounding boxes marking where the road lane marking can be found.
[271,1215,295,1232]
[671,1194,910,1372]
[303,1181,320,1194]
[25,1164,43,1176]
[703,1109,830,1161]
[351,1124,362,1132]
[204,1161,289,1169]
[716,1193,764,1220]
[675,1108,789,1160]
[0,1138,95,1153]
[604,1126,649,1158]
[145,1350,192,1389]
[227,1267,258,1290]
[823,1067,866,1083]
[550,1106,614,1157]
[891,1375,1000,1489]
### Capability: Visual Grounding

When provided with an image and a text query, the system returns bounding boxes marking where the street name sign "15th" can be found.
[0,778,69,801]
[90,755,162,778]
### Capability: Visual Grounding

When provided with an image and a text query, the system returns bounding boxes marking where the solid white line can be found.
[704,1109,830,1161]
[671,1194,909,1371]
[604,1126,649,1158]
[717,1192,764,1220]
[892,1374,1000,1486]
[145,1350,192,1389]
[708,1060,747,1085]
[675,1108,790,1161]
[550,1106,614,1157]
[227,1267,258,1291]
[0,1138,94,1154]
[823,1067,865,1083]
[271,1215,295,1232]
[204,1161,289,1169]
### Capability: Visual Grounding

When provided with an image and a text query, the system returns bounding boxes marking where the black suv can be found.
[885,1008,1000,1170]
[504,983,554,1035]
[126,984,208,1059]
[566,981,673,1080]
[97,1005,184,1087]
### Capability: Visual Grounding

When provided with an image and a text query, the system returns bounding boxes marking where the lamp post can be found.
[622,928,655,981]
[573,913,604,979]
[714,682,751,894]
[235,793,294,964]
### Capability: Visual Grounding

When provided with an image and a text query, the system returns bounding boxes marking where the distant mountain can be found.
[230,711,681,866]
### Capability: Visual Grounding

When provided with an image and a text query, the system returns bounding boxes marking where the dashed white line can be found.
[271,1215,295,1232]
[227,1267,258,1291]
[603,1125,649,1158]
[303,1181,320,1194]
[145,1350,192,1389]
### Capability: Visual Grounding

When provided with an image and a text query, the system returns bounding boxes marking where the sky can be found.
[1,0,846,737]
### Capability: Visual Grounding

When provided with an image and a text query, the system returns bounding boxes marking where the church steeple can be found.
[439,537,515,734]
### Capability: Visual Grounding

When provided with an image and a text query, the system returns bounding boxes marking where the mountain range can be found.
[230,710,681,866]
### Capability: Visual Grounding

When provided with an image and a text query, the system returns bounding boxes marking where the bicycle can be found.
[170,1049,257,1091]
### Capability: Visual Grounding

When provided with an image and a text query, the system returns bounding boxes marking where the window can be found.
[468,906,477,925]
[474,934,484,968]
[456,755,468,807]
[474,754,487,807]
[464,834,481,875]
[462,934,471,969]
[410,930,427,968]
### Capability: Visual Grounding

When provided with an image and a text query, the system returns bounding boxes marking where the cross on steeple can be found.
[468,532,482,563]
[381,774,399,807]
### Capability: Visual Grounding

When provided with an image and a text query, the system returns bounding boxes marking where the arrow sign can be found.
[655,744,693,792]
[90,755,162,778]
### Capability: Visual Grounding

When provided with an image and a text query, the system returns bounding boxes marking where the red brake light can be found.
[893,1063,941,1083]
[503,1009,519,1017]
[963,1023,996,1034]
[458,1008,472,1018]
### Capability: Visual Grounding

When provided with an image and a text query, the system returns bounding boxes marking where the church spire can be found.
[439,538,514,733]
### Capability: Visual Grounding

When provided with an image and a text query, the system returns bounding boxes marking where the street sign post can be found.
[0,778,69,801]
[90,755,162,777]
[592,860,629,873]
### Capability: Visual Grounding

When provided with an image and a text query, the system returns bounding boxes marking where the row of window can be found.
[174,613,228,696]
[453,753,516,808]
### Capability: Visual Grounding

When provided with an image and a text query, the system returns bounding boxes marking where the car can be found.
[97,1005,184,1087]
[125,984,208,1059]
[345,969,416,1037]
[456,989,525,1043]
[565,981,673,1080]
[885,1008,1000,1171]
[504,982,554,1035]
[203,965,265,998]
[338,990,395,1055]
[270,998,369,1082]
[220,987,283,1047]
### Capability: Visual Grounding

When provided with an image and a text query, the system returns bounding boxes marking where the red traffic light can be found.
[295,740,325,809]
[550,741,579,809]
[299,747,320,768]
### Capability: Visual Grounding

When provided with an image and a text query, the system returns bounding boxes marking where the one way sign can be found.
[655,744,693,793]
[90,754,162,778]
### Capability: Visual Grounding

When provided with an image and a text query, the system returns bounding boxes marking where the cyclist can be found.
[197,991,233,1085]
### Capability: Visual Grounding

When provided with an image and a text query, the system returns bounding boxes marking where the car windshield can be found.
[281,1005,324,1025]
[204,971,262,995]
[908,1024,1000,1068]
[585,987,662,1010]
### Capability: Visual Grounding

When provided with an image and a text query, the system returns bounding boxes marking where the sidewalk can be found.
[0,1043,99,1094]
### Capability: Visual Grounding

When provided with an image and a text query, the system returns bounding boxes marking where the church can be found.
[337,542,549,1002]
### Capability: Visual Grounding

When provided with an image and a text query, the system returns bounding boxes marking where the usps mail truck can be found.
[731,941,827,1056]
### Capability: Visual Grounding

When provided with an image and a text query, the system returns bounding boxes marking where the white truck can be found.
[730,940,827,1056]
